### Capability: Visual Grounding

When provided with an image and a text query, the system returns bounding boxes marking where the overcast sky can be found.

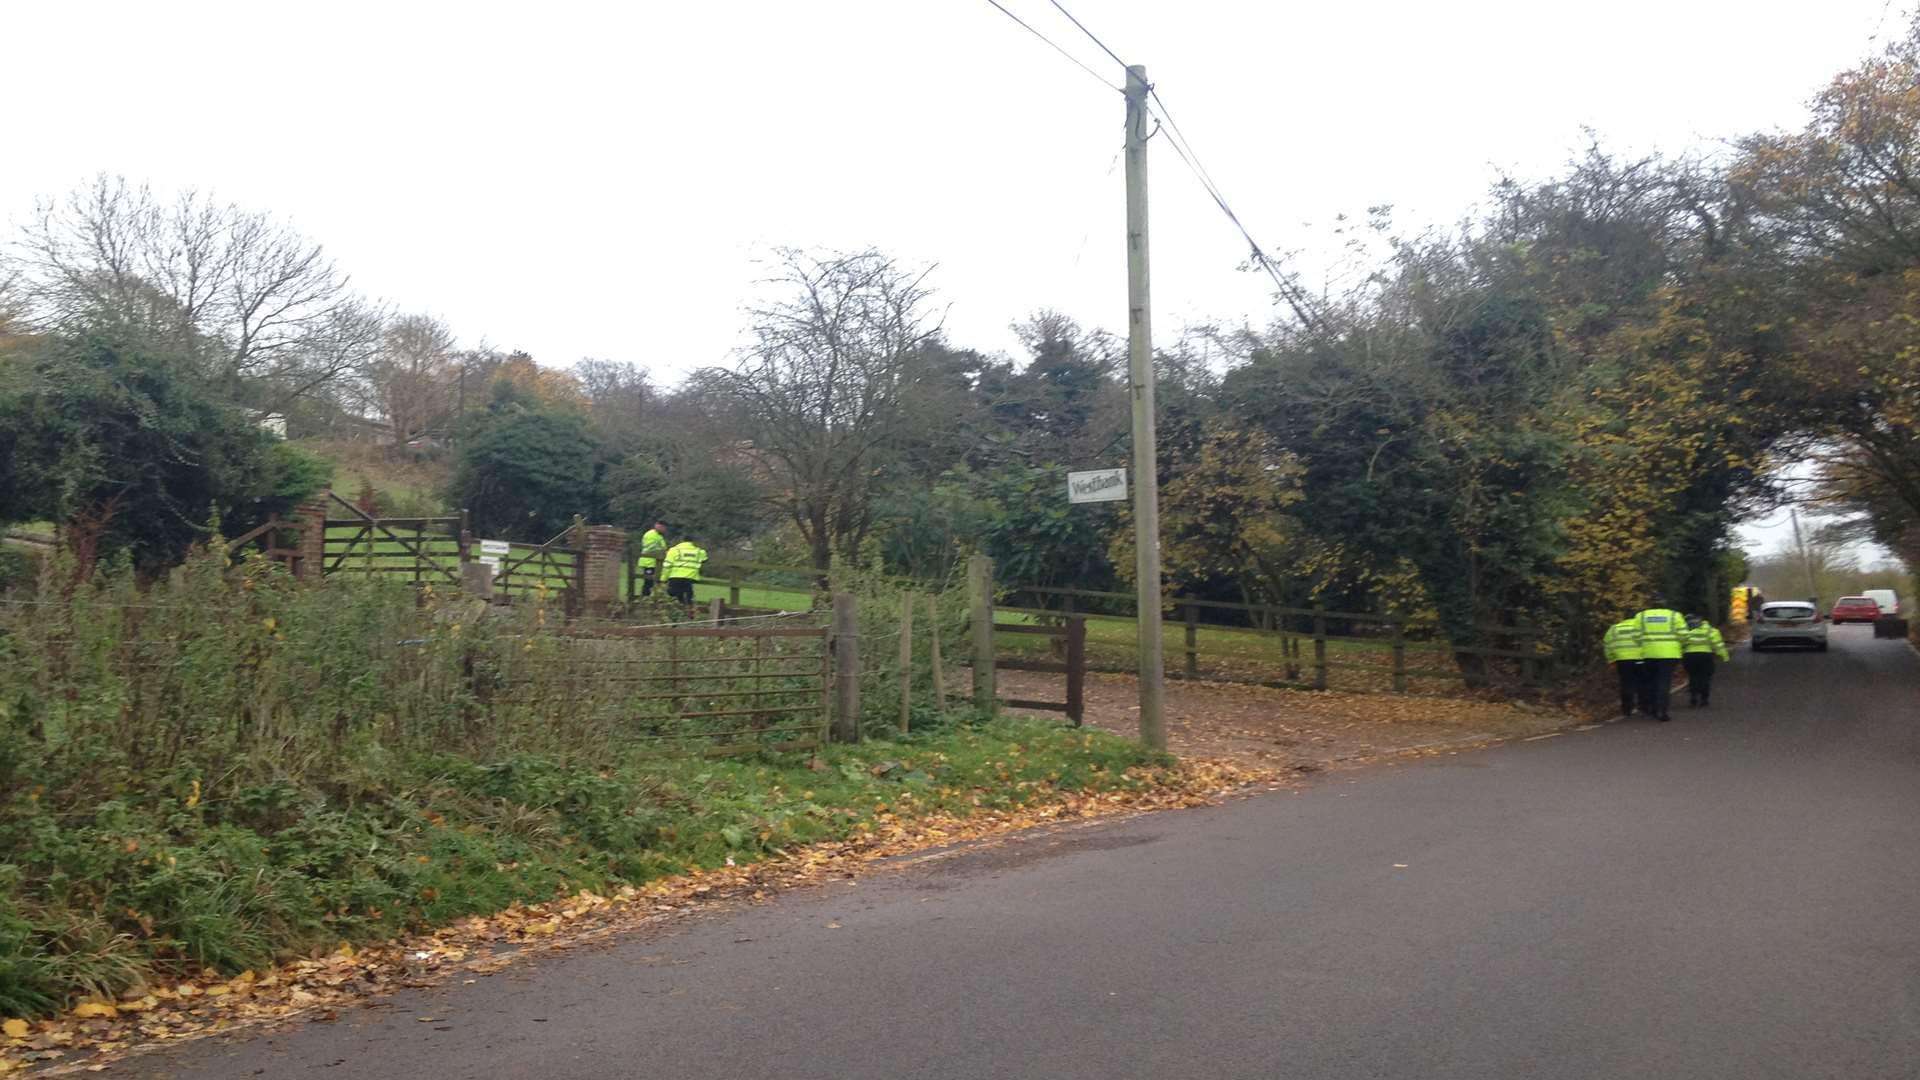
[2,0,1905,556]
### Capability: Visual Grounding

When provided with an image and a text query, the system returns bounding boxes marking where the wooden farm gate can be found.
[491,527,584,614]
[992,613,1087,725]
[320,492,465,587]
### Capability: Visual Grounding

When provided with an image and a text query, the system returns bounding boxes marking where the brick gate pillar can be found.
[291,488,331,581]
[580,525,628,614]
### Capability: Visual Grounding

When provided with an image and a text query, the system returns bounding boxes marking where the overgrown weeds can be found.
[0,547,1162,1016]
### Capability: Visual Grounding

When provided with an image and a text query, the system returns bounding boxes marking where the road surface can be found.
[127,626,1920,1079]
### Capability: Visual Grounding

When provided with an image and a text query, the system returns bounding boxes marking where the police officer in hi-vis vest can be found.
[1602,613,1645,719]
[1633,596,1689,722]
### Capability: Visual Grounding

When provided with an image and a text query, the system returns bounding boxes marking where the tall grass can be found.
[0,544,1157,1016]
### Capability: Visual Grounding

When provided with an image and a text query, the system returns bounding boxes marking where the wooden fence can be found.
[999,583,1549,692]
[319,492,583,612]
[615,553,1547,697]
[495,618,836,755]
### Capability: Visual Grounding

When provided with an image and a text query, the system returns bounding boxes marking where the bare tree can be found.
[575,358,655,453]
[695,248,944,570]
[366,314,459,443]
[9,175,361,406]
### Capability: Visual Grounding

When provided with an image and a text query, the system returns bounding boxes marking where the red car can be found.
[1829,596,1882,624]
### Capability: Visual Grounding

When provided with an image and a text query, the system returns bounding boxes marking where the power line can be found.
[1145,93,1323,330]
[982,0,1122,93]
[1000,0,1322,327]
[1045,0,1130,72]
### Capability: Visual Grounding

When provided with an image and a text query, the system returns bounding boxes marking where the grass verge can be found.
[0,717,1172,1026]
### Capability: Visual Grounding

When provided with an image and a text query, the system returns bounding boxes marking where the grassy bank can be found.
[0,548,1165,1017]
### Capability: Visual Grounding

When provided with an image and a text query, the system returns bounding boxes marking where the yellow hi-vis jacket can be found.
[1634,608,1688,660]
[1603,619,1644,662]
[1683,623,1730,661]
[637,529,667,569]
[662,541,708,581]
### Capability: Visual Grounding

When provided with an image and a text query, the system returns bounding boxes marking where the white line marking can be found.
[1522,732,1563,742]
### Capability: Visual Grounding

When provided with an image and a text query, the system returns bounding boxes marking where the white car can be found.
[1750,601,1829,651]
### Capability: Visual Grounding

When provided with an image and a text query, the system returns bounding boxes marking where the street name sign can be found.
[478,539,511,576]
[1067,467,1128,504]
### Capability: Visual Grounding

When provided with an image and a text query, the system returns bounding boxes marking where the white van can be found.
[1862,589,1900,617]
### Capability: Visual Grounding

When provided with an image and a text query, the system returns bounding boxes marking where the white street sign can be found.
[1067,468,1128,504]
[477,539,510,576]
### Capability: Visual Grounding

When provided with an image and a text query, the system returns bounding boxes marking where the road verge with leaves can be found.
[0,719,1274,1075]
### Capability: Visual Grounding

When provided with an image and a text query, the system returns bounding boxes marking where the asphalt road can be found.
[128,626,1920,1080]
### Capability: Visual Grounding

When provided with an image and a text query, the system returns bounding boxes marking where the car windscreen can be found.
[1836,597,1872,605]
[1760,605,1815,620]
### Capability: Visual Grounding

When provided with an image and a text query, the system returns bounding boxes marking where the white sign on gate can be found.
[1066,467,1128,504]
[477,539,510,576]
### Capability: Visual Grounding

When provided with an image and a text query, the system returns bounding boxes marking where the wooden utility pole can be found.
[1790,509,1818,602]
[1125,63,1166,751]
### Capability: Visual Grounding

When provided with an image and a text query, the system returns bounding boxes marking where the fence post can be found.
[899,592,915,733]
[1312,607,1328,691]
[832,592,860,742]
[968,554,996,716]
[1391,617,1407,693]
[458,508,472,568]
[927,593,947,713]
[730,574,742,608]
[1184,604,1199,679]
[1065,615,1086,727]
[709,596,723,627]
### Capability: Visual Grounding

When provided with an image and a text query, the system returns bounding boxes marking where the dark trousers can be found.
[1682,653,1716,704]
[666,577,694,604]
[1614,661,1641,715]
[639,565,658,597]
[1643,657,1678,718]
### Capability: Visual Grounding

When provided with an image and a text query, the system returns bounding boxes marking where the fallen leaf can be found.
[1392,863,1408,869]
[824,922,842,929]
[2,1018,27,1038]
[70,1003,118,1020]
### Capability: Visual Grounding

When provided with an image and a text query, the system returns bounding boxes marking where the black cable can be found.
[1007,0,1322,326]
[1045,0,1130,73]
[983,0,1122,93]
[1145,94,1324,330]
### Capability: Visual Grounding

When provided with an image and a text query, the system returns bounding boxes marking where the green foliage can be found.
[872,486,987,582]
[0,548,1156,1013]
[0,332,319,578]
[448,395,609,540]
[605,451,767,551]
[939,452,1119,591]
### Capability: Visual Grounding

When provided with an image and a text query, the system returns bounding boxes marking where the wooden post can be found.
[968,554,996,716]
[667,633,681,716]
[1184,604,1199,679]
[709,596,724,627]
[817,631,832,746]
[730,574,742,608]
[832,592,860,743]
[898,592,915,733]
[1312,607,1328,691]
[458,509,472,567]
[927,593,947,713]
[1065,615,1087,727]
[754,632,768,730]
[1391,617,1408,693]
